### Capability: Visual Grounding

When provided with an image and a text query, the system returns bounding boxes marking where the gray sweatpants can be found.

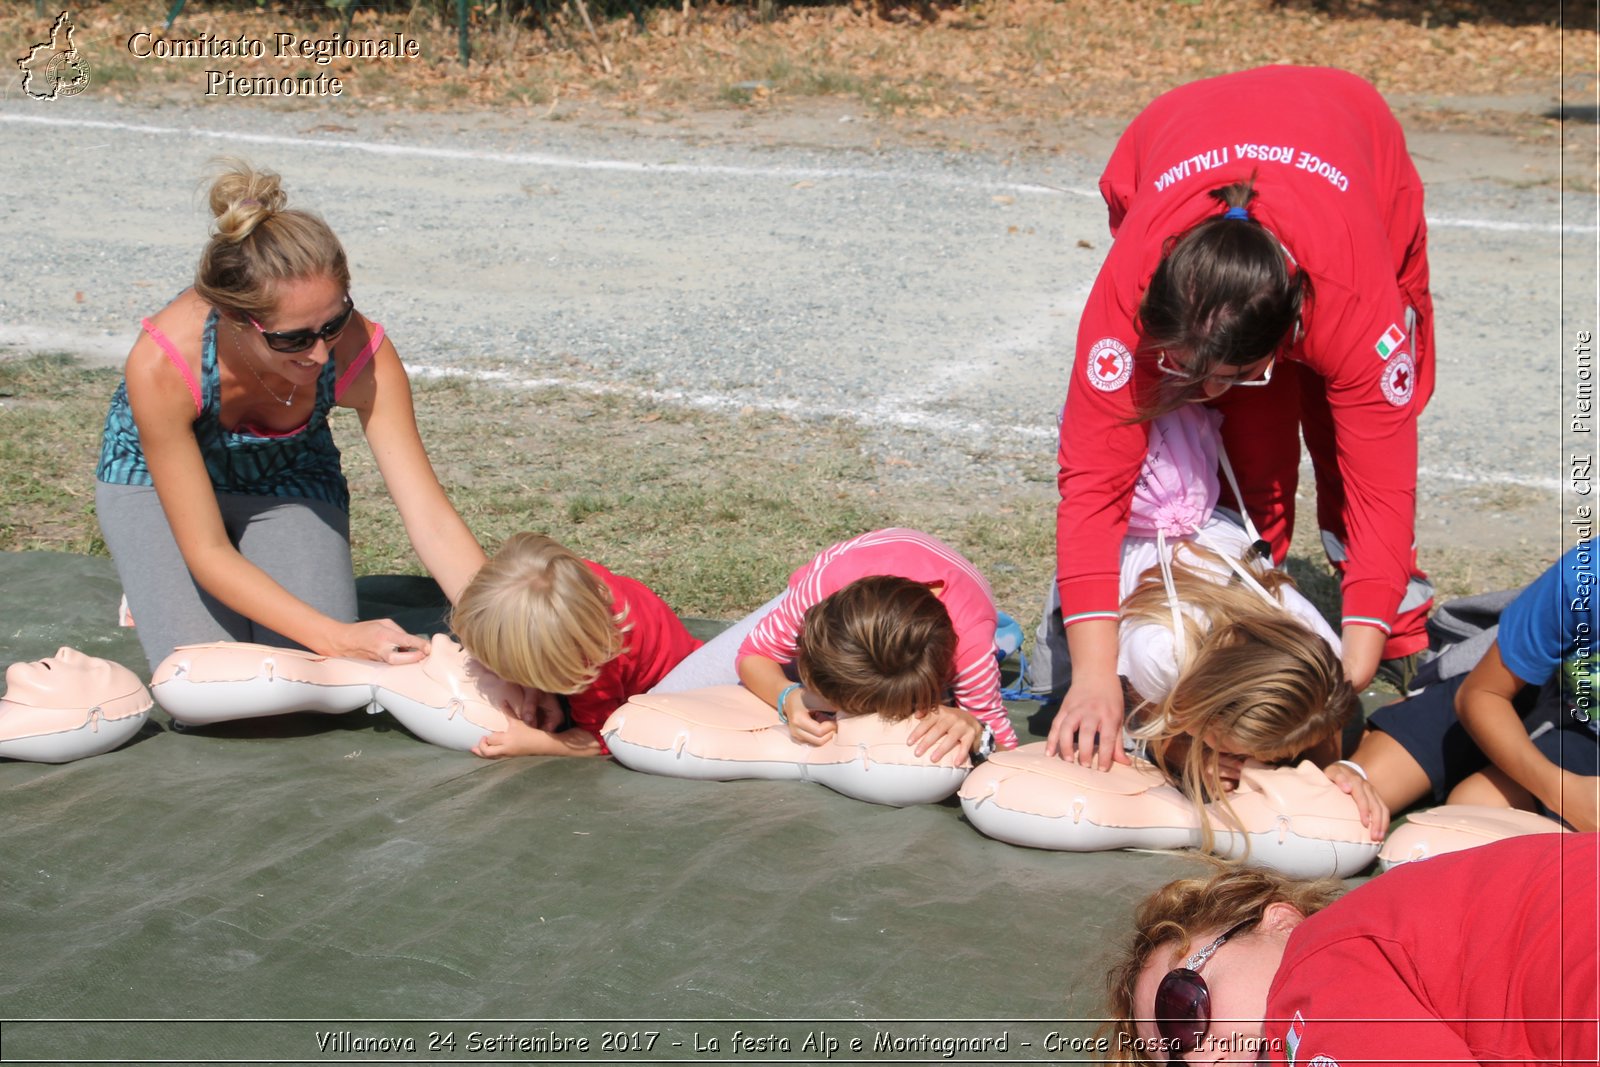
[648,593,787,693]
[95,481,358,673]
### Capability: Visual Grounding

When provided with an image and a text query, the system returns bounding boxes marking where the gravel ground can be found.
[0,95,1594,556]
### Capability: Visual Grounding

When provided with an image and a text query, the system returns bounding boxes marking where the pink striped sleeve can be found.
[334,322,385,401]
[140,319,201,414]
[951,648,1018,750]
[737,591,808,664]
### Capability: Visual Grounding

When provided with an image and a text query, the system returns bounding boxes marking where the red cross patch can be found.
[1086,337,1133,393]
[1381,351,1415,407]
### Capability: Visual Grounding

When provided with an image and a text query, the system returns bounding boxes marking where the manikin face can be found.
[3,648,139,708]
[1128,905,1302,1064]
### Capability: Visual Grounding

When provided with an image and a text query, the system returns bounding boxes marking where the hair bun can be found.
[207,159,288,243]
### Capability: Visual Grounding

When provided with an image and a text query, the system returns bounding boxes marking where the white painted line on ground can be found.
[0,112,1091,198]
[1429,215,1594,235]
[7,112,1595,234]
[408,363,1566,492]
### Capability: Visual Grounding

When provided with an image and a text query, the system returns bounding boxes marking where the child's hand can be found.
[1045,674,1130,770]
[1206,750,1245,793]
[908,704,981,763]
[1323,762,1391,841]
[491,680,558,730]
[783,689,838,747]
[472,716,548,759]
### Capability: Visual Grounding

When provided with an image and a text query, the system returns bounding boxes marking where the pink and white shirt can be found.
[737,528,1018,750]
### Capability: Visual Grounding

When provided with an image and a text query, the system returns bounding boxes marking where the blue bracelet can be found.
[775,683,802,724]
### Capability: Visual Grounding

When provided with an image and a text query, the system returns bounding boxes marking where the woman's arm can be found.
[1340,625,1385,692]
[1455,641,1594,830]
[341,331,487,602]
[127,330,426,662]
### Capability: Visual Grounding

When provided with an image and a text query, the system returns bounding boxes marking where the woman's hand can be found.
[1045,673,1129,770]
[328,619,430,664]
[907,704,982,762]
[1323,762,1391,840]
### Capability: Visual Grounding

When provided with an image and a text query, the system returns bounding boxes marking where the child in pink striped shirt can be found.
[663,528,1018,762]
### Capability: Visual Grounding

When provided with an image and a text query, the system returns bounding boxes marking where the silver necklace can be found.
[229,320,297,407]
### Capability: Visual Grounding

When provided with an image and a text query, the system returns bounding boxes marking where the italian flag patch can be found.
[1286,1011,1305,1065]
[1374,323,1406,360]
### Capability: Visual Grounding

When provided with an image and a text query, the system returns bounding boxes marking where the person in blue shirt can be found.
[1349,541,1599,832]
[1451,540,1599,831]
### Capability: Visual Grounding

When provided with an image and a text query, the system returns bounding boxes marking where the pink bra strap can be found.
[141,318,202,414]
[334,322,385,402]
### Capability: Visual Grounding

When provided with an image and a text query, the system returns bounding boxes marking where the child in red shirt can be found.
[450,532,702,758]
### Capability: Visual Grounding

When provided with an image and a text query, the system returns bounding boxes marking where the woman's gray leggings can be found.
[95,481,358,673]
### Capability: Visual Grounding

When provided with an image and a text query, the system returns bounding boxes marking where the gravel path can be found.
[1,98,1593,519]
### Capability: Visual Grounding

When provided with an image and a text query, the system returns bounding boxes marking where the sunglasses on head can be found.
[1153,919,1255,1062]
[249,297,355,353]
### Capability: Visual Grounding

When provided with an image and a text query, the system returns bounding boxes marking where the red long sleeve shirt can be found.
[1057,66,1432,635]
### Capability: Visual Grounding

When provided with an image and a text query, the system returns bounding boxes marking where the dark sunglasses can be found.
[1153,919,1254,1061]
[249,298,355,353]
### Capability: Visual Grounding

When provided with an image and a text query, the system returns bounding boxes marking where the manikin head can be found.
[3,647,145,710]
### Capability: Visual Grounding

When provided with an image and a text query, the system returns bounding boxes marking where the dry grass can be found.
[11,0,1589,135]
[0,353,1554,645]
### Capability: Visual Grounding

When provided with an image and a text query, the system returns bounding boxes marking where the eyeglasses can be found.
[249,298,355,354]
[1156,350,1276,391]
[1153,919,1254,1061]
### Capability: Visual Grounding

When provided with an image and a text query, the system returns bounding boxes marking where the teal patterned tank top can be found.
[96,310,349,510]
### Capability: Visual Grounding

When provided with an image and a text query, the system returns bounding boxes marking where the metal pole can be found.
[457,0,471,65]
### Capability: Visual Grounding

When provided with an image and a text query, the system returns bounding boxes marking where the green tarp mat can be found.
[1,551,1205,1065]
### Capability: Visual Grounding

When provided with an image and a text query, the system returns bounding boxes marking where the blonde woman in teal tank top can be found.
[95,160,486,673]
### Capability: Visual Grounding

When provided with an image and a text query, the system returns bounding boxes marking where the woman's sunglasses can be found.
[1154,318,1302,393]
[1156,350,1276,390]
[249,298,355,354]
[1153,919,1254,1061]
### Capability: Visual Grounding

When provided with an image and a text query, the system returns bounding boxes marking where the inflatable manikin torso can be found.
[1377,804,1570,871]
[601,685,972,807]
[959,743,1382,878]
[150,635,509,750]
[0,648,152,763]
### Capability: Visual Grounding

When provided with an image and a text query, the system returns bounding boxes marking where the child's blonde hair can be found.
[451,533,628,695]
[1120,545,1359,850]
[794,576,956,720]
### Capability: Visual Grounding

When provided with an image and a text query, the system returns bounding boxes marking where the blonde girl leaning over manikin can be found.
[95,160,486,672]
[1118,550,1386,847]
[1050,406,1387,842]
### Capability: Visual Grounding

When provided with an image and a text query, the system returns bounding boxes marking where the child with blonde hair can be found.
[1119,548,1375,847]
[450,533,701,758]
[1050,407,1385,841]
